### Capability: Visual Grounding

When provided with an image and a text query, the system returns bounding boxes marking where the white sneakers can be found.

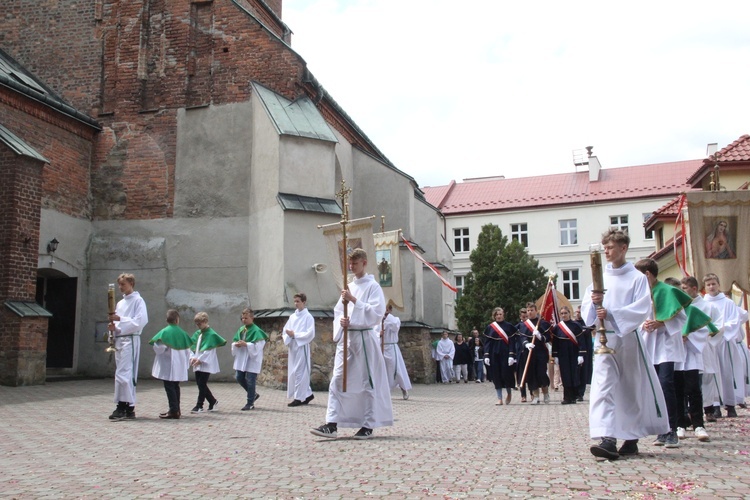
[694,427,710,442]
[676,427,686,438]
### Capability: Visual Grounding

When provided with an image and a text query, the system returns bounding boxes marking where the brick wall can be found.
[0,90,96,219]
[0,0,103,115]
[0,148,45,300]
[1,0,309,221]
[0,310,48,386]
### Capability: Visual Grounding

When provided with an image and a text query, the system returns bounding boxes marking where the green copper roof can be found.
[252,82,338,143]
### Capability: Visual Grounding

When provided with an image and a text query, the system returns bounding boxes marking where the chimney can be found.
[587,146,602,182]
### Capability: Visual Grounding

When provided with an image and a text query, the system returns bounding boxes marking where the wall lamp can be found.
[47,237,59,266]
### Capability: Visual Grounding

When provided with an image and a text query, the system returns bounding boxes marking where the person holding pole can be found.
[517,301,552,404]
[582,229,668,460]
[108,273,149,421]
[311,248,393,440]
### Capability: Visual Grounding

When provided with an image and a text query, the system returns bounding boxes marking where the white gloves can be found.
[554,357,559,365]
[526,343,535,351]
[484,358,491,366]
[533,331,543,340]
[508,358,515,366]
[578,356,584,365]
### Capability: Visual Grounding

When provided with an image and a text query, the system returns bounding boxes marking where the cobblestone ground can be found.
[2,378,750,499]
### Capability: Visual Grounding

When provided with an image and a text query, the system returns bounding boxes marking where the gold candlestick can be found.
[106,284,117,353]
[590,246,614,354]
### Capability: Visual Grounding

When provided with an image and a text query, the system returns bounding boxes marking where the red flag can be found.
[538,281,560,325]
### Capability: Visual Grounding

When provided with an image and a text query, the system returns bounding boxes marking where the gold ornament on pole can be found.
[106,283,118,353]
[589,244,614,355]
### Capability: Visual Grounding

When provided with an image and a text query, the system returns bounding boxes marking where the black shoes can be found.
[109,405,126,420]
[311,423,338,438]
[590,438,619,460]
[288,399,303,407]
[353,427,373,440]
[618,440,639,456]
[109,403,135,420]
[726,406,738,418]
[208,400,219,412]
[159,411,181,419]
[303,394,315,404]
[241,403,254,411]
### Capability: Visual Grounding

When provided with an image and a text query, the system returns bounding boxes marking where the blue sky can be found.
[283,1,750,188]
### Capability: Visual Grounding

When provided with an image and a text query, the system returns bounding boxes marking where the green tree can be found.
[455,224,548,333]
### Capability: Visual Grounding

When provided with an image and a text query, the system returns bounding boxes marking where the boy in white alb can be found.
[311,249,393,440]
[108,273,149,421]
[283,294,315,407]
[232,308,268,411]
[581,230,668,460]
[379,304,412,400]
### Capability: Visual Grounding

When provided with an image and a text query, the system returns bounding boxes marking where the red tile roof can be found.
[687,134,750,186]
[644,195,682,230]
[423,160,701,215]
[713,134,750,162]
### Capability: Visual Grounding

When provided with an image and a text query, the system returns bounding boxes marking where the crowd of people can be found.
[432,302,593,407]
[106,237,750,456]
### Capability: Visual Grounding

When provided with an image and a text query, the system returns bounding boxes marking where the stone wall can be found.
[255,317,438,391]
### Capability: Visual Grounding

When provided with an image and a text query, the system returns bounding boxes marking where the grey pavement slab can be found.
[2,379,750,498]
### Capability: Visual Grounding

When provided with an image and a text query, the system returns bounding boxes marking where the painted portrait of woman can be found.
[705,219,736,259]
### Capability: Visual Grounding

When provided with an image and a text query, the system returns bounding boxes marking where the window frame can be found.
[453,227,470,253]
[610,214,629,233]
[560,268,581,301]
[510,223,529,248]
[558,219,578,246]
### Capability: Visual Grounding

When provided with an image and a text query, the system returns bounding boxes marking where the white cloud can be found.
[284,0,750,187]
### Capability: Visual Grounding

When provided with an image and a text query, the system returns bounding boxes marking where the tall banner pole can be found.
[337,181,352,392]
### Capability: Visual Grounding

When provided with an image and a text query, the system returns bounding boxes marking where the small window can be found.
[455,276,464,300]
[559,219,577,246]
[561,269,580,300]
[453,228,470,253]
[610,215,629,233]
[510,223,529,248]
[643,213,654,240]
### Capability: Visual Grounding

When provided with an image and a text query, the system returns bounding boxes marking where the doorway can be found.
[36,273,77,368]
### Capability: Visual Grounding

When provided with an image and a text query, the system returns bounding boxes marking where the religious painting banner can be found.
[322,219,376,289]
[374,230,404,309]
[686,190,750,293]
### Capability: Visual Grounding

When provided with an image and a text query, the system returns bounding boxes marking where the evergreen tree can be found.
[455,224,548,333]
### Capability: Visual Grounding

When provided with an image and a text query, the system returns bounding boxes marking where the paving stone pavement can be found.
[2,379,750,499]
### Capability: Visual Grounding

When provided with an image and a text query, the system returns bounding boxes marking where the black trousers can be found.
[675,369,704,429]
[163,380,181,413]
[195,371,216,407]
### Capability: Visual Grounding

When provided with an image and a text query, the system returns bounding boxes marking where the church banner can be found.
[322,219,376,289]
[686,190,750,293]
[374,230,404,309]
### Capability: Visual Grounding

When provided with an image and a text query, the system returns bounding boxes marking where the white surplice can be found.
[692,295,724,404]
[436,338,455,383]
[378,313,412,391]
[152,342,190,382]
[704,293,749,405]
[113,291,148,404]
[282,308,315,401]
[326,274,393,429]
[581,262,668,440]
